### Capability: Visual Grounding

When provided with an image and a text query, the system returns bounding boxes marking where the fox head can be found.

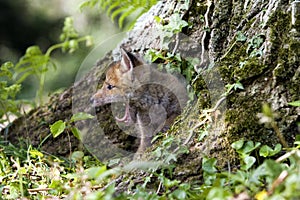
[90,48,143,107]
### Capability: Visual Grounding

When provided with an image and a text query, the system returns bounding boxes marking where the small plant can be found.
[231,139,261,170]
[10,17,93,105]
[223,80,244,96]
[155,13,190,43]
[202,156,218,185]
[246,34,265,57]
[0,62,21,125]
[0,141,106,199]
[49,112,94,141]
[259,144,282,158]
[221,31,247,60]
[145,50,197,83]
[151,134,188,166]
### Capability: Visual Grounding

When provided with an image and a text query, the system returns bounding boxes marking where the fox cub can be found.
[91,48,188,154]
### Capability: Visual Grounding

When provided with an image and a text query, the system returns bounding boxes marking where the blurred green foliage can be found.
[80,0,157,29]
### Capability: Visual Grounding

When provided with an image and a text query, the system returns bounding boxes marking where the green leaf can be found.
[71,151,84,162]
[207,187,231,200]
[270,143,282,156]
[262,103,273,118]
[163,178,180,188]
[242,156,256,170]
[163,13,189,33]
[171,189,187,200]
[242,141,261,154]
[231,139,244,150]
[288,100,300,107]
[166,153,177,163]
[259,144,282,157]
[50,120,66,138]
[5,84,21,98]
[262,159,283,178]
[202,157,217,174]
[101,0,113,10]
[70,112,95,122]
[29,149,44,158]
[259,145,272,157]
[85,166,107,179]
[70,127,82,140]
[236,31,247,42]
[233,81,244,90]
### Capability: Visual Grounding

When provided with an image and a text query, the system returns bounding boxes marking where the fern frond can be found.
[118,6,136,28]
[100,0,112,9]
[81,0,158,29]
[110,6,128,21]
[106,1,122,16]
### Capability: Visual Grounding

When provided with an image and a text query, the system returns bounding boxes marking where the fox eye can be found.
[107,84,115,90]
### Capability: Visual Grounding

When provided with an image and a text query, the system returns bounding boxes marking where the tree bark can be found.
[2,0,300,182]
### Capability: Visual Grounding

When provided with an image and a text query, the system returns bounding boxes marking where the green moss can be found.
[225,96,268,143]
[225,99,260,137]
[234,58,266,80]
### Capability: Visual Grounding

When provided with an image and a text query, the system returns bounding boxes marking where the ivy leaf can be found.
[236,31,247,42]
[202,157,217,174]
[50,120,66,138]
[163,13,189,33]
[233,81,244,90]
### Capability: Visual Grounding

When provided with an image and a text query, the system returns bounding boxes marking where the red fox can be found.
[90,48,188,155]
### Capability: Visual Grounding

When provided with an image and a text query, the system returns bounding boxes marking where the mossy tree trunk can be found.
[2,0,299,181]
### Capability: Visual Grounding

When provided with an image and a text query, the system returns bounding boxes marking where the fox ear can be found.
[120,48,133,73]
[120,48,141,73]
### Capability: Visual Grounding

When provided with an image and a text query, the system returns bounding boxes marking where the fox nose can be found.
[90,97,94,104]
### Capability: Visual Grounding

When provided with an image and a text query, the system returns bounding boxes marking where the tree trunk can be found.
[2,0,300,182]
